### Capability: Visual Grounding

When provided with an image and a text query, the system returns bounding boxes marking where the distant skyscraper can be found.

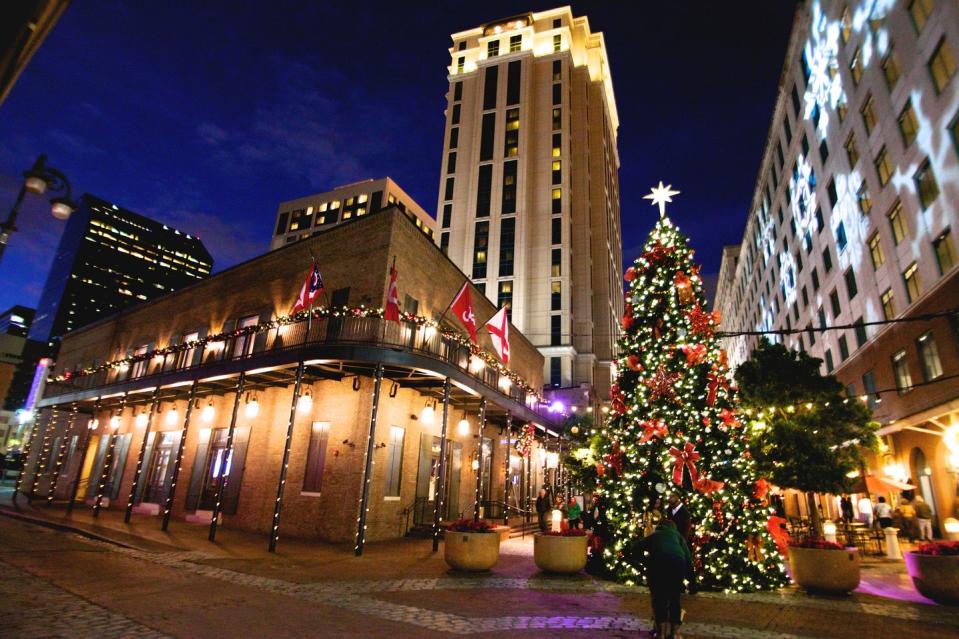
[437,7,623,405]
[29,194,213,347]
[0,305,35,410]
[269,177,434,251]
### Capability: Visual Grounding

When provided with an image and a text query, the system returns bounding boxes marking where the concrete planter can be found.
[787,546,860,595]
[534,533,588,574]
[905,552,959,605]
[444,531,500,572]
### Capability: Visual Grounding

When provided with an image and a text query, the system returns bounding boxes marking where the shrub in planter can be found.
[534,529,589,574]
[905,541,959,605]
[444,519,500,572]
[787,538,860,595]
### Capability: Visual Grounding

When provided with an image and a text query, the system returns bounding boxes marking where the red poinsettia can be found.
[448,518,494,533]
[788,538,847,550]
[913,541,959,556]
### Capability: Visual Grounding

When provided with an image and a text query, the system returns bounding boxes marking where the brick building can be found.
[18,208,561,548]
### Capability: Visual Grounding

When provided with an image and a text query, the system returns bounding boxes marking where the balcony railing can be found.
[46,315,540,411]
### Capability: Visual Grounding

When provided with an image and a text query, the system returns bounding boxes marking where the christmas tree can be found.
[597,183,788,592]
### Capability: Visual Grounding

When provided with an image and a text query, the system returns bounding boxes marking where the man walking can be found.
[914,496,934,541]
[535,487,550,532]
[666,492,692,542]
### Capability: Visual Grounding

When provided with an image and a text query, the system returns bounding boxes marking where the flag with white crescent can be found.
[450,282,478,343]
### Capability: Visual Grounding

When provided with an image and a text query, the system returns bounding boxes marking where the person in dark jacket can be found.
[535,487,550,532]
[666,492,692,542]
[638,520,693,639]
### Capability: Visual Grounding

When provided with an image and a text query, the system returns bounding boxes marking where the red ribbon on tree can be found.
[695,476,725,495]
[679,343,707,366]
[604,443,625,478]
[639,419,668,443]
[719,408,740,429]
[706,373,720,407]
[668,442,700,486]
[754,478,770,500]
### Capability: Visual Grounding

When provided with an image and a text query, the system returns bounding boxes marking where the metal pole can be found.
[68,398,100,514]
[209,372,245,542]
[162,381,197,531]
[525,454,531,524]
[270,361,305,552]
[473,398,486,522]
[0,182,29,266]
[354,363,384,556]
[28,408,57,502]
[124,386,161,522]
[46,403,77,504]
[94,394,127,517]
[431,377,451,552]
[503,411,511,527]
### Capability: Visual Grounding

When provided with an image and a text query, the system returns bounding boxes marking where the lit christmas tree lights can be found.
[597,184,788,592]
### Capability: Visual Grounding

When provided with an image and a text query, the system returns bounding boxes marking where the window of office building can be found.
[933,228,955,274]
[483,65,498,109]
[552,132,561,157]
[551,217,561,245]
[509,34,521,53]
[446,152,457,174]
[868,233,885,269]
[863,370,878,410]
[506,60,521,105]
[487,39,499,57]
[929,38,957,93]
[497,281,513,317]
[819,139,829,164]
[451,104,460,125]
[550,356,561,387]
[830,288,842,317]
[836,220,847,251]
[855,319,868,347]
[881,288,896,320]
[822,246,833,272]
[917,331,943,381]
[449,127,458,150]
[914,159,940,209]
[552,82,561,106]
[501,160,517,214]
[552,107,561,130]
[476,164,492,217]
[504,108,519,157]
[499,217,515,277]
[811,267,820,291]
[850,47,863,85]
[892,350,912,393]
[882,50,901,89]
[845,268,858,300]
[903,262,921,303]
[456,57,465,74]
[839,334,849,361]
[480,113,495,161]
[857,183,872,215]
[442,204,452,229]
[845,133,859,167]
[898,101,919,147]
[551,281,561,311]
[302,422,330,493]
[384,426,404,497]
[909,0,933,32]
[551,247,561,277]
[874,146,893,187]
[472,221,489,279]
[801,285,809,308]
[827,178,838,208]
[553,34,561,53]
[550,315,561,345]
[444,177,455,202]
[453,81,462,101]
[861,94,877,135]
[440,232,449,255]
[888,201,907,243]
[825,348,835,372]
[551,160,561,185]
[274,211,289,236]
[783,115,791,144]
[551,187,561,214]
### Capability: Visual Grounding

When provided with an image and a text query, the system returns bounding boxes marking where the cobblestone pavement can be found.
[1,514,958,638]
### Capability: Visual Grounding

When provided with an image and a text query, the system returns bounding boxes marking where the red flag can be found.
[485,306,510,364]
[450,282,478,343]
[292,259,324,313]
[385,265,400,322]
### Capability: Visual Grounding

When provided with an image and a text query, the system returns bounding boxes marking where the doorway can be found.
[143,432,179,504]
[414,434,462,524]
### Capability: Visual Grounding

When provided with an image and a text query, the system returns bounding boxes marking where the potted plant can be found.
[444,519,500,572]
[905,541,959,605]
[787,538,860,594]
[534,528,588,574]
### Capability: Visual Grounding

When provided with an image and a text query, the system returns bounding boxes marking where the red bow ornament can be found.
[624,266,637,282]
[669,442,700,486]
[719,408,740,429]
[604,443,625,478]
[695,476,725,495]
[754,478,770,500]
[622,304,635,331]
[674,271,694,304]
[626,354,643,372]
[679,343,707,366]
[706,373,721,407]
[639,419,668,443]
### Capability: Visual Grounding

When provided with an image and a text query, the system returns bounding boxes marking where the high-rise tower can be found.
[436,7,623,405]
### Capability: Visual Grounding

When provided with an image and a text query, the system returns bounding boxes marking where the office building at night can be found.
[270,177,434,251]
[715,1,959,524]
[28,194,213,348]
[436,7,624,406]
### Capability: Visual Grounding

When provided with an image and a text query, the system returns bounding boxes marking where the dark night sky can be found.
[0,1,797,312]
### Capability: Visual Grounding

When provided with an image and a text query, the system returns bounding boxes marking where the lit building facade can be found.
[21,209,561,548]
[715,1,959,525]
[29,194,213,347]
[436,7,624,405]
[270,177,435,251]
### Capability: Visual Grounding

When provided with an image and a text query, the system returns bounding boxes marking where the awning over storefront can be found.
[851,474,915,495]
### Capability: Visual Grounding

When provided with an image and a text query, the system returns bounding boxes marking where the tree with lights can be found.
[596,183,788,592]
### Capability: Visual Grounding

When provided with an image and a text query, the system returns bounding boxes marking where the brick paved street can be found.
[1,497,958,638]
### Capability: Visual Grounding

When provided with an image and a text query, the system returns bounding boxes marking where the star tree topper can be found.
[643,181,681,217]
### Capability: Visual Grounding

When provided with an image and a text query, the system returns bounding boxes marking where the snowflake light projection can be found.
[830,172,869,270]
[852,0,894,66]
[790,154,817,237]
[778,251,798,307]
[802,1,845,139]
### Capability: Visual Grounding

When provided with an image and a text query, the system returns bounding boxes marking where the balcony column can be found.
[161,381,197,531]
[431,377,451,552]
[270,360,306,552]
[46,402,78,504]
[28,406,58,503]
[68,397,100,514]
[94,394,127,517]
[473,397,487,522]
[209,372,245,542]
[125,386,161,522]
[503,411,511,527]
[354,363,384,556]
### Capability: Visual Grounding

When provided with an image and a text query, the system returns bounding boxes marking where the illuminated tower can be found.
[436,7,623,404]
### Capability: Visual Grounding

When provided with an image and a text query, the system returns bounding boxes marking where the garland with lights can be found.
[51,305,544,401]
[596,213,788,593]
[516,423,536,458]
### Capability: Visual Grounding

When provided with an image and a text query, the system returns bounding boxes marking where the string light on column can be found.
[46,403,78,504]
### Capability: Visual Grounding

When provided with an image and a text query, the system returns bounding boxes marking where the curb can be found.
[0,505,140,550]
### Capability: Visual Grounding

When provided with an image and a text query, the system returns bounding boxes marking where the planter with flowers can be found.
[905,541,959,605]
[787,538,860,595]
[444,519,500,572]
[534,529,588,574]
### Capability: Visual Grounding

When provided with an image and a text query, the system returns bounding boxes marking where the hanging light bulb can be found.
[469,356,485,373]
[135,411,149,428]
[87,418,99,430]
[202,400,215,423]
[109,414,121,430]
[457,416,470,436]
[246,394,259,418]
[298,389,313,413]
[421,403,435,427]
[165,407,179,426]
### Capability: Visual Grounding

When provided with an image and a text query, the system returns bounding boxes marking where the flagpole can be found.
[438,278,470,326]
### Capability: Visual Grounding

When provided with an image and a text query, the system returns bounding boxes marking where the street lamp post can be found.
[0,154,76,266]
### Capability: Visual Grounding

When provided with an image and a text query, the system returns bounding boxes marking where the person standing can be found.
[899,498,917,543]
[535,487,550,532]
[914,496,933,541]
[875,496,893,529]
[567,496,582,530]
[840,495,854,525]
[666,492,692,543]
[638,520,693,639]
